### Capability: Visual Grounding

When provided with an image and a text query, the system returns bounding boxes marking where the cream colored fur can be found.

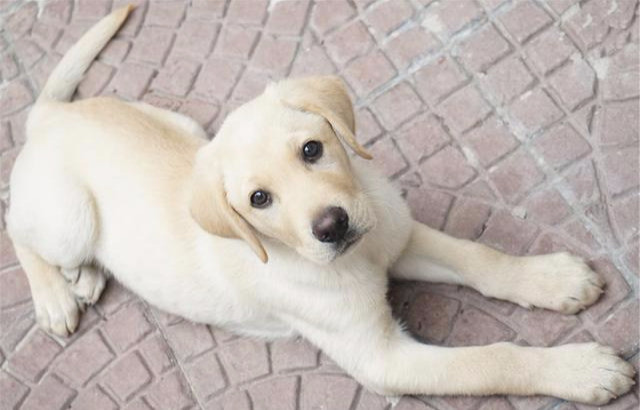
[6,7,635,405]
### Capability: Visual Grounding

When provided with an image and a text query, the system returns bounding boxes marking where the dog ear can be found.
[189,161,268,263]
[275,76,373,160]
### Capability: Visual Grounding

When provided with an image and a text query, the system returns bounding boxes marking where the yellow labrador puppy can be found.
[7,6,634,405]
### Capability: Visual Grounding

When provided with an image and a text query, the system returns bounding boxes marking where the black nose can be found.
[312,207,349,243]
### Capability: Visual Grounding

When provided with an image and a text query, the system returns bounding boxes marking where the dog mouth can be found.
[335,229,366,255]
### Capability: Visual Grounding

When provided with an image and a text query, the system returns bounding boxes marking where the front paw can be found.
[549,343,635,405]
[509,252,604,314]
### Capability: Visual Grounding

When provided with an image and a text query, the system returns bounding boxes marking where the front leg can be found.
[391,221,604,313]
[287,314,634,405]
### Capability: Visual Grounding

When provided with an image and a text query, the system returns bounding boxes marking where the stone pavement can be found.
[0,0,638,408]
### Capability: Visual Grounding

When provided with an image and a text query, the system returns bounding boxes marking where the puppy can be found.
[7,6,635,405]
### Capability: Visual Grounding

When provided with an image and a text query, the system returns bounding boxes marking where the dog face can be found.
[190,76,376,264]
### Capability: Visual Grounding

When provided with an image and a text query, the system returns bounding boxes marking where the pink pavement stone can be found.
[218,338,270,384]
[511,307,580,346]
[421,0,485,39]
[30,23,62,50]
[449,307,516,346]
[301,374,359,410]
[71,386,118,409]
[532,123,591,170]
[41,0,72,24]
[310,0,356,36]
[406,188,455,230]
[598,100,639,146]
[489,149,546,203]
[195,57,243,102]
[610,194,639,242]
[103,302,153,352]
[138,333,175,376]
[0,267,31,308]
[271,338,319,372]
[602,146,640,196]
[438,84,492,133]
[226,0,268,25]
[365,0,414,36]
[414,55,468,105]
[13,39,44,69]
[482,56,536,105]
[548,59,596,111]
[463,116,519,167]
[102,352,152,402]
[372,82,423,130]
[0,370,29,409]
[455,23,511,72]
[525,26,578,75]
[152,59,201,97]
[249,376,298,410]
[21,374,75,410]
[145,370,195,410]
[325,21,375,67]
[290,43,337,77]
[0,53,20,83]
[395,113,451,164]
[172,20,219,59]
[207,391,251,410]
[184,350,227,399]
[146,1,186,28]
[251,36,298,74]
[0,81,34,116]
[107,63,155,100]
[444,199,492,240]
[498,1,552,44]
[522,188,571,225]
[385,26,441,69]
[355,108,383,145]
[369,137,408,178]
[74,0,110,20]
[55,330,115,387]
[77,61,114,98]
[265,0,309,35]
[232,69,276,102]
[420,145,477,189]
[128,27,175,65]
[596,299,640,355]
[164,321,215,362]
[344,50,397,97]
[406,292,460,343]
[509,88,564,134]
[214,25,259,59]
[4,2,37,39]
[583,258,631,321]
[479,210,539,255]
[9,330,62,383]
[563,159,602,204]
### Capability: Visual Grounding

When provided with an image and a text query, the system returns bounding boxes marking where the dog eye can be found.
[250,190,271,208]
[302,140,323,162]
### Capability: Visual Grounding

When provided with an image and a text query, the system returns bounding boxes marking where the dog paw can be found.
[62,266,107,307]
[72,266,106,306]
[550,343,635,405]
[33,279,80,337]
[509,252,604,314]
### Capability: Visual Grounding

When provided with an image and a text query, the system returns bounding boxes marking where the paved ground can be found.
[0,0,638,409]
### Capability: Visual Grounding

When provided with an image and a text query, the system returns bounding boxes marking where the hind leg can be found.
[61,265,107,307]
[13,244,80,336]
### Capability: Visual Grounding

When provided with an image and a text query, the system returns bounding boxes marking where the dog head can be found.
[190,76,376,264]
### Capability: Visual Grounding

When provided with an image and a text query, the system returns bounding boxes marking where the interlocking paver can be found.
[1,1,638,409]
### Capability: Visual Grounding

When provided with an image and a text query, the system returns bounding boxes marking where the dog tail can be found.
[38,5,133,103]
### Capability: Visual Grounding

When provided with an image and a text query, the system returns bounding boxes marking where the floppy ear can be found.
[189,160,268,263]
[274,76,373,160]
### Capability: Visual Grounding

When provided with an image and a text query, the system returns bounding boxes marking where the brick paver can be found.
[0,0,638,409]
